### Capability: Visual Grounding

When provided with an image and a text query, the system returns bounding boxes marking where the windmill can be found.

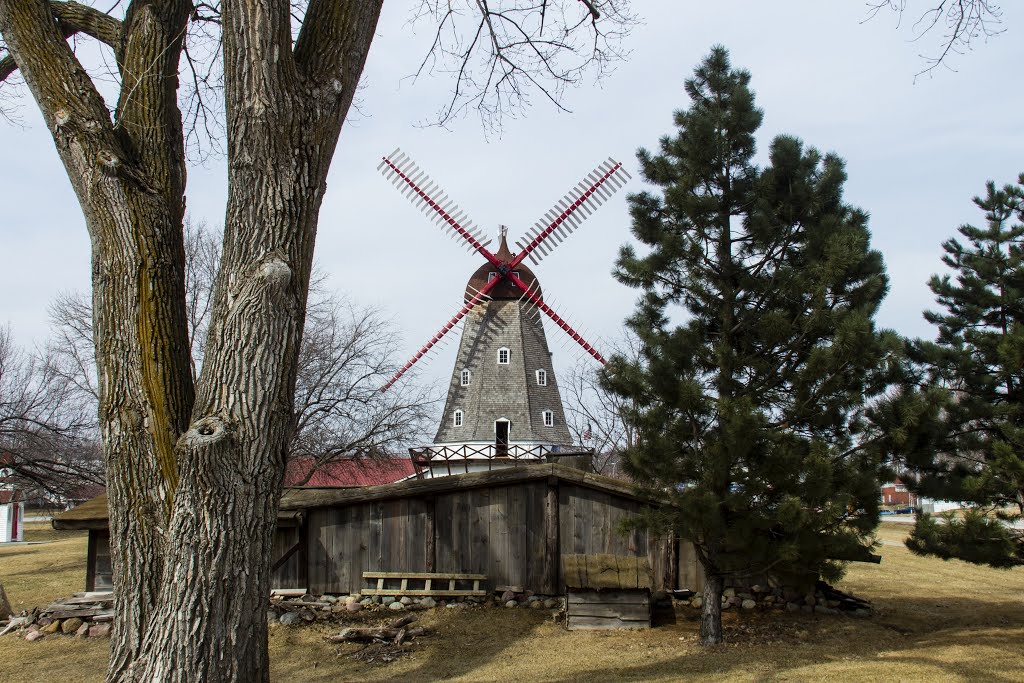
[378,149,630,477]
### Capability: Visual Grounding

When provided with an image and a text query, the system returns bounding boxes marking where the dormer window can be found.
[497,347,510,365]
[460,369,471,386]
[536,369,547,386]
[454,410,464,427]
[542,410,554,427]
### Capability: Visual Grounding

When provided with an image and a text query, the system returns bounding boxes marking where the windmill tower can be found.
[377,149,630,477]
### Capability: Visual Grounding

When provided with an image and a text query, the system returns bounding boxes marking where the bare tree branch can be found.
[410,0,636,131]
[866,1,1006,76]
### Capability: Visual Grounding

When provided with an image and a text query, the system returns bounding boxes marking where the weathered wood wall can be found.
[269,525,307,589]
[304,479,678,596]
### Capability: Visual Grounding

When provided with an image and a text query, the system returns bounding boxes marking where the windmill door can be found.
[495,420,510,458]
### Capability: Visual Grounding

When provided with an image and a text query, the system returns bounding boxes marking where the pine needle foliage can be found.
[602,46,900,645]
[901,175,1024,568]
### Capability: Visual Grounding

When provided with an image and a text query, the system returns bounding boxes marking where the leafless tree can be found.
[561,334,638,477]
[290,296,437,481]
[0,2,633,680]
[866,1,1006,76]
[0,326,103,502]
[49,222,437,477]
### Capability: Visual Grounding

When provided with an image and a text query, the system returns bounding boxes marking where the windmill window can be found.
[460,369,471,386]
[454,410,464,427]
[536,369,547,386]
[497,347,510,365]
[488,272,497,281]
[542,410,554,427]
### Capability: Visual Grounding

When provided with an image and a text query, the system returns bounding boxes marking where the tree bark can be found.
[120,2,383,680]
[1,0,382,680]
[700,571,724,646]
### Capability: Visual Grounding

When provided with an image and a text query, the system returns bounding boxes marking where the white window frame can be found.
[536,369,547,386]
[460,369,471,386]
[542,410,554,427]
[454,410,464,427]
[497,347,510,365]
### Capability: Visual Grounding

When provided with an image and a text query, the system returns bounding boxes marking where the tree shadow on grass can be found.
[390,594,1024,683]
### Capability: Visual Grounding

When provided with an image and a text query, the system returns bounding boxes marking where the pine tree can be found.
[603,47,899,645]
[902,176,1024,568]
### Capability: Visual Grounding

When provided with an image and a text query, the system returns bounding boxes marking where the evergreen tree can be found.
[902,176,1024,568]
[603,47,899,645]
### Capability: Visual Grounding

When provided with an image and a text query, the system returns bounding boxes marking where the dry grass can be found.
[2,521,1023,682]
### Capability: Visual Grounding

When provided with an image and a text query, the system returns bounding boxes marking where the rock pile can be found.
[676,581,871,616]
[268,588,564,627]
[0,592,114,641]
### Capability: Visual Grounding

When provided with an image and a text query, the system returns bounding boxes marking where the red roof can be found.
[284,457,417,487]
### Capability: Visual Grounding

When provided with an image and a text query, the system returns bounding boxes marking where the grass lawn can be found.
[2,521,1023,682]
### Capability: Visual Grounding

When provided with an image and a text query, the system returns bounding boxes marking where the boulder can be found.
[804,595,816,607]
[75,622,89,637]
[381,596,395,606]
[388,601,405,611]
[279,611,301,626]
[690,597,703,609]
[62,618,84,634]
[399,597,413,606]
[504,600,517,608]
[360,598,373,606]
[500,590,516,604]
[420,597,436,609]
[25,631,46,642]
[543,598,558,609]
[41,620,62,634]
[741,599,756,610]
[723,588,736,599]
[346,602,363,613]
[88,624,112,638]
[785,602,800,613]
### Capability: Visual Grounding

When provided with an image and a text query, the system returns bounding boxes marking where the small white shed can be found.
[0,488,24,542]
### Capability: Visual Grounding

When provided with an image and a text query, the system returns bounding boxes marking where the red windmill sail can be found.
[378,148,631,391]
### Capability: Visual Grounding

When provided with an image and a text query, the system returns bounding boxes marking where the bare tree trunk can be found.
[119,2,383,680]
[700,571,724,646]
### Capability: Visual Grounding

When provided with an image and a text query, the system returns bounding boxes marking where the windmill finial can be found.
[499,224,508,239]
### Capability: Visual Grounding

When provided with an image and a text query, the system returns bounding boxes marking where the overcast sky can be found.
[2,1,1022,393]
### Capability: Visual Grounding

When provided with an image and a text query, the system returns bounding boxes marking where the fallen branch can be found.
[326,625,429,643]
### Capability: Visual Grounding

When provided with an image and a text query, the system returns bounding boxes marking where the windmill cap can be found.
[465,232,542,301]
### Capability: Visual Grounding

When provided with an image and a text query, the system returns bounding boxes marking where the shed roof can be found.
[284,456,417,487]
[53,464,660,529]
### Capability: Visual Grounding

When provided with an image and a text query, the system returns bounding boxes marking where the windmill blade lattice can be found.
[378,148,495,260]
[513,158,632,266]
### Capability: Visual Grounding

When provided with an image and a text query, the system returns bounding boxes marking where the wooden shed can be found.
[54,464,690,595]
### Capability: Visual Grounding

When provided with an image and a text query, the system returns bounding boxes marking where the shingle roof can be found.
[283,457,417,487]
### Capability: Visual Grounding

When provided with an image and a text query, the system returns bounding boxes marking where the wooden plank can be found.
[469,488,490,579]
[507,484,526,588]
[362,572,487,580]
[489,486,510,586]
[572,486,586,555]
[533,482,554,594]
[568,604,652,620]
[361,588,487,597]
[567,616,650,631]
[425,497,436,573]
[277,464,663,512]
[568,591,650,605]
[434,494,455,574]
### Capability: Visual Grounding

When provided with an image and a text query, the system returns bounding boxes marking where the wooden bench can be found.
[361,572,487,597]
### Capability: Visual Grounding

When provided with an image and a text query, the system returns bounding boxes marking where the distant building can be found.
[880,480,917,508]
[0,488,24,542]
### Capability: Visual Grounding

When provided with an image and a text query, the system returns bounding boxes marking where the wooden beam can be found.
[544,481,559,594]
